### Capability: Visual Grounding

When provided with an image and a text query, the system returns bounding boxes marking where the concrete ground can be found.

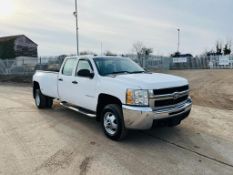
[0,83,233,175]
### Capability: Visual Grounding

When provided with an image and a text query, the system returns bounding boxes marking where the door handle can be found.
[72,81,78,84]
[58,78,63,81]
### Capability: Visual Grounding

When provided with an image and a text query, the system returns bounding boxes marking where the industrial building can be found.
[0,35,38,59]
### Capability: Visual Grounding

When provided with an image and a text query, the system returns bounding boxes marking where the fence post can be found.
[6,59,9,75]
[23,58,25,75]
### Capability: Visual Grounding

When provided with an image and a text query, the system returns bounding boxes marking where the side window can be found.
[62,58,76,76]
[76,60,93,76]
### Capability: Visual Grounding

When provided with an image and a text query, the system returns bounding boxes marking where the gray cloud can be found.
[0,0,232,56]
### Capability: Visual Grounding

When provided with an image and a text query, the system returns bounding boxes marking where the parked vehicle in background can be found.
[33,56,192,140]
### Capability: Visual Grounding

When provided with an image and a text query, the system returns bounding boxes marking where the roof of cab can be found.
[65,55,125,60]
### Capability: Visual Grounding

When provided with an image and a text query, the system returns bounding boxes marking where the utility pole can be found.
[74,0,79,55]
[177,28,180,53]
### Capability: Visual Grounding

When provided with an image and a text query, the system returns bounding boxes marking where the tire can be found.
[46,97,53,108]
[35,89,47,109]
[101,104,127,141]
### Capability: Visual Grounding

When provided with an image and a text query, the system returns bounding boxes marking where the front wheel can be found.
[101,104,127,140]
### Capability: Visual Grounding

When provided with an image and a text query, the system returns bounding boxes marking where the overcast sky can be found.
[0,0,232,56]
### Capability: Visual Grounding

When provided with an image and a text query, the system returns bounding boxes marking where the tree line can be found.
[79,41,153,68]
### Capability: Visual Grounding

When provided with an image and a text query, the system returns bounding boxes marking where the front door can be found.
[70,59,97,111]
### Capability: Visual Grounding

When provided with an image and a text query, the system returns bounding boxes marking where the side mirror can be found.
[77,69,94,78]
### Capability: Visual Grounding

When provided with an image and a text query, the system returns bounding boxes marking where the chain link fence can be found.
[169,55,233,70]
[131,54,233,70]
[0,56,65,75]
[0,55,233,76]
[129,55,171,71]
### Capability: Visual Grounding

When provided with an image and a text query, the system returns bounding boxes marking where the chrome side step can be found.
[60,102,96,118]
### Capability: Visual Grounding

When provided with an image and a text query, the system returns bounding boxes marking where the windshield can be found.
[94,57,145,76]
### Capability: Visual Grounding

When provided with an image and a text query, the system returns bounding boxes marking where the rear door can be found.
[58,57,77,102]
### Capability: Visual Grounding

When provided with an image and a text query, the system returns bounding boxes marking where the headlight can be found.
[126,89,149,106]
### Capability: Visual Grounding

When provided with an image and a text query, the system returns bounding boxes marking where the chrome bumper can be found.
[122,98,192,130]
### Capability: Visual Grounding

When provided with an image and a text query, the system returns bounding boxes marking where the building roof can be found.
[0,35,38,46]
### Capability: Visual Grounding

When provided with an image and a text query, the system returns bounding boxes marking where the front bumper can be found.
[122,98,192,130]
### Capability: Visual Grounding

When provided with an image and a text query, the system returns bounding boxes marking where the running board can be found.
[60,102,96,118]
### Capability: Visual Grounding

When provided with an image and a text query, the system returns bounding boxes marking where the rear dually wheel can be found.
[34,89,53,109]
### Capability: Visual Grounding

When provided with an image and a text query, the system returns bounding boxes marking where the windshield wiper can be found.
[111,71,130,75]
[129,71,146,74]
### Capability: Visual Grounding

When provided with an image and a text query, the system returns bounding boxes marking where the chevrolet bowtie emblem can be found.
[173,92,180,100]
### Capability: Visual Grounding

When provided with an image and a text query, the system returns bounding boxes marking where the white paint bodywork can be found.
[33,56,189,112]
[34,71,59,99]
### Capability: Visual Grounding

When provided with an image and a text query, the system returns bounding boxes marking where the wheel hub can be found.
[104,112,118,136]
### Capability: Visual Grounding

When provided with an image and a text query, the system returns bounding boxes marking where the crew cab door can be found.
[70,59,97,111]
[58,57,77,102]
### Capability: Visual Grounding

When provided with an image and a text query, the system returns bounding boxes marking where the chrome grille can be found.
[154,95,189,107]
[153,85,189,95]
[149,85,190,108]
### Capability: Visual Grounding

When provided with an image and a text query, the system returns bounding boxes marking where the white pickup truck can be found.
[33,56,192,140]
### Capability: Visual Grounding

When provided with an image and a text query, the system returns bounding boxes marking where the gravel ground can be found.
[0,70,233,175]
[167,70,233,110]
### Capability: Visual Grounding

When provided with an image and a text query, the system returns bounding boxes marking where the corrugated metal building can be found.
[0,35,38,59]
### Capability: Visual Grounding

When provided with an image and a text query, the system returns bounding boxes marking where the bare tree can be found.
[104,51,117,56]
[227,40,232,55]
[133,41,153,67]
[229,40,232,49]
[57,55,67,64]
[216,41,223,55]
[205,40,232,56]
[142,47,153,57]
[223,43,231,55]
[133,41,145,66]
[80,51,97,56]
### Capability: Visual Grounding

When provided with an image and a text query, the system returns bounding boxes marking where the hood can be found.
[111,73,188,89]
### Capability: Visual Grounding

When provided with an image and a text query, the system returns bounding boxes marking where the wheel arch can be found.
[96,93,122,121]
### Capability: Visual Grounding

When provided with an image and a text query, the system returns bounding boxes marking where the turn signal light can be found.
[126,89,133,105]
